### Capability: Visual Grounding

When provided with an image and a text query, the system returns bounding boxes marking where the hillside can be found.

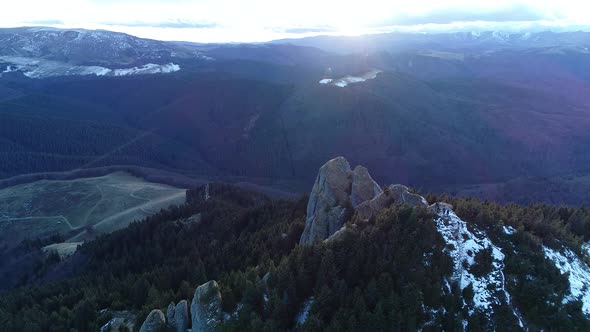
[3,28,590,206]
[2,158,590,331]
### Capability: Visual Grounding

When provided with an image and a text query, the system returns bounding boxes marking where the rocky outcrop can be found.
[429,202,454,215]
[356,184,428,221]
[300,157,382,245]
[174,300,190,332]
[300,157,431,245]
[139,309,166,332]
[167,302,176,329]
[191,280,223,332]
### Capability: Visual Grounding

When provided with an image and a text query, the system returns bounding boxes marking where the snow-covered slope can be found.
[0,27,192,66]
[0,56,180,78]
[432,204,525,326]
[544,246,590,315]
[319,69,382,87]
[0,27,215,78]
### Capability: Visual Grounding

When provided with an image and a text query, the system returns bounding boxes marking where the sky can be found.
[2,0,590,42]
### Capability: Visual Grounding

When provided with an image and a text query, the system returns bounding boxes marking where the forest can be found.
[1,183,590,331]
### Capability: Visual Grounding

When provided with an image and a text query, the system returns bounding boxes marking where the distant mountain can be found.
[0,27,214,78]
[272,30,590,54]
[2,27,590,206]
[0,27,209,66]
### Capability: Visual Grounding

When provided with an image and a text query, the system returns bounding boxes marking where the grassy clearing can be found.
[0,172,186,247]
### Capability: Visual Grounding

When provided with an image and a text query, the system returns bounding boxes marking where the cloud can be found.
[23,19,65,25]
[379,3,556,26]
[101,20,218,29]
[272,26,337,34]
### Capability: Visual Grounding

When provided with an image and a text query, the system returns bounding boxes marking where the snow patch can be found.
[433,205,523,325]
[112,63,180,76]
[503,225,517,235]
[543,246,590,315]
[0,56,180,79]
[318,69,381,87]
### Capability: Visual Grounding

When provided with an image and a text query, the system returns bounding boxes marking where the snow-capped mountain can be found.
[0,27,209,78]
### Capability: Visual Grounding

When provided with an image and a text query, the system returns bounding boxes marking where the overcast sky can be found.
[2,0,590,42]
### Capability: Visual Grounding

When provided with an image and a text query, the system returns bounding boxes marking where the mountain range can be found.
[2,26,590,330]
[3,27,590,205]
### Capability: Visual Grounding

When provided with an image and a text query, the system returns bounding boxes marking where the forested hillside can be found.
[4,28,590,206]
[2,179,590,331]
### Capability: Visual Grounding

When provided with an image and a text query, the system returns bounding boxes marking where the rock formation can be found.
[174,300,190,332]
[355,184,428,221]
[300,157,430,245]
[350,165,383,207]
[139,309,166,332]
[167,302,176,329]
[191,280,223,332]
[300,157,382,245]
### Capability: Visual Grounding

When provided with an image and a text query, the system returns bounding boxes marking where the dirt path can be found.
[4,215,77,230]
[81,183,105,226]
[66,190,185,242]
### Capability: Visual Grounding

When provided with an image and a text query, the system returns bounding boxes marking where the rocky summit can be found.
[300,156,428,245]
[300,157,382,245]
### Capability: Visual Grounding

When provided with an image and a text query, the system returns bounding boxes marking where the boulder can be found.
[139,309,166,332]
[191,280,222,332]
[175,300,190,332]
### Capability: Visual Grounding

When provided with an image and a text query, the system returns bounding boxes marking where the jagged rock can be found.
[174,300,190,332]
[191,280,222,332]
[167,302,176,328]
[300,157,382,245]
[350,165,382,207]
[301,157,432,244]
[139,309,166,332]
[356,184,428,221]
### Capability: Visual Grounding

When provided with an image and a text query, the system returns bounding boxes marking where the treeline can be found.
[0,184,589,331]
